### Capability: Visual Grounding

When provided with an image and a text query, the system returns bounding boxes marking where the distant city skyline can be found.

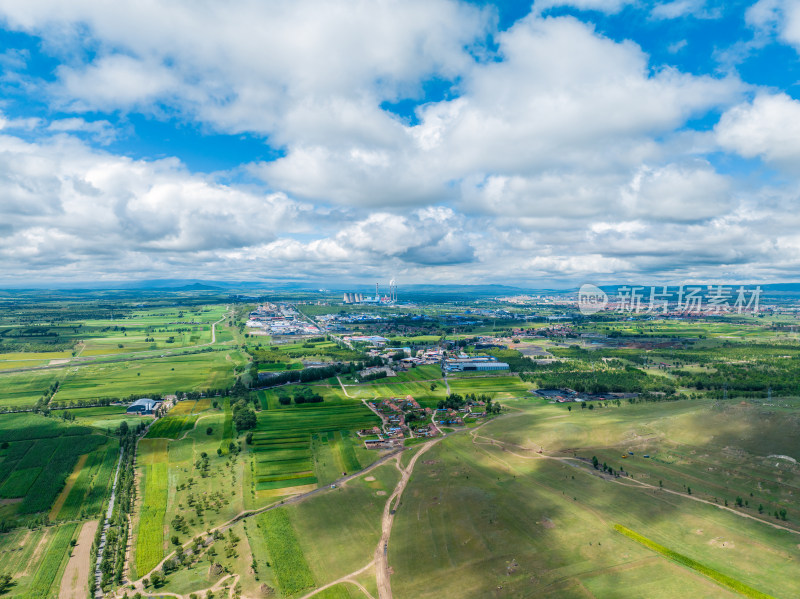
[1,1,799,285]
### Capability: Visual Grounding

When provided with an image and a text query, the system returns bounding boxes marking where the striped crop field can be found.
[145,413,198,439]
[27,523,79,598]
[251,404,379,492]
[256,509,315,595]
[57,440,119,520]
[329,431,361,474]
[169,400,198,415]
[135,441,169,577]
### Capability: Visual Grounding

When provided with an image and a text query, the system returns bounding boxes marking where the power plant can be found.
[342,280,398,304]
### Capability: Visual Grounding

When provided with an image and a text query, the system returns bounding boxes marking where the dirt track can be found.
[60,520,98,599]
[469,426,800,537]
[375,439,441,599]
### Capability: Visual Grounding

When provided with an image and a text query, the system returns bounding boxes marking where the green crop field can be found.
[57,440,119,520]
[27,523,79,598]
[257,383,353,409]
[446,374,532,398]
[54,350,237,403]
[0,413,107,521]
[135,441,169,576]
[256,508,316,596]
[347,378,448,403]
[145,413,198,439]
[4,294,800,598]
[251,404,379,492]
[70,405,145,432]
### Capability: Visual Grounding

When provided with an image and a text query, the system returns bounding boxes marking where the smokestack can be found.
[376,282,379,301]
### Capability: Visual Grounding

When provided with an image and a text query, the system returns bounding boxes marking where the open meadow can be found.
[389,398,800,598]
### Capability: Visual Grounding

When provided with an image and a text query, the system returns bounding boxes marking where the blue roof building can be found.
[126,398,160,415]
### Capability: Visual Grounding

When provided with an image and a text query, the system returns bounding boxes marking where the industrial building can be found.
[126,398,161,415]
[343,280,398,304]
[443,355,510,372]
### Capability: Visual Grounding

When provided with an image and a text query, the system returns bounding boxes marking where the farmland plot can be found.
[251,404,378,492]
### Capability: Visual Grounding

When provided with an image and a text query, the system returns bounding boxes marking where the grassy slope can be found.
[389,400,800,598]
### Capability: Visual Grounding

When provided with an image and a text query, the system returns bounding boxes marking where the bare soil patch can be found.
[539,518,556,529]
[59,520,98,599]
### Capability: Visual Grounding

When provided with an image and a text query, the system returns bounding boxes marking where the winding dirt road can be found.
[298,560,377,599]
[375,439,441,599]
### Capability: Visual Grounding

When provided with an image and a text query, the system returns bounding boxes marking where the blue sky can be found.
[1,0,799,287]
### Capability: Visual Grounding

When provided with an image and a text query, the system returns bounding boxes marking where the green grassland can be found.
[6,296,800,598]
[54,350,240,402]
[492,398,800,522]
[0,370,61,409]
[290,462,399,583]
[388,398,800,598]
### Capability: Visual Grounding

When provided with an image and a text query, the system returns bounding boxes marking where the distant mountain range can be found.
[3,279,800,300]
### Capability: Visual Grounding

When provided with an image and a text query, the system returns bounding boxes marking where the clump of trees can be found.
[232,400,257,430]
[359,370,388,382]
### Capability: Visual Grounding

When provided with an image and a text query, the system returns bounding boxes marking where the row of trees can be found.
[359,369,388,382]
[278,387,324,406]
[90,425,139,595]
[256,361,358,388]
